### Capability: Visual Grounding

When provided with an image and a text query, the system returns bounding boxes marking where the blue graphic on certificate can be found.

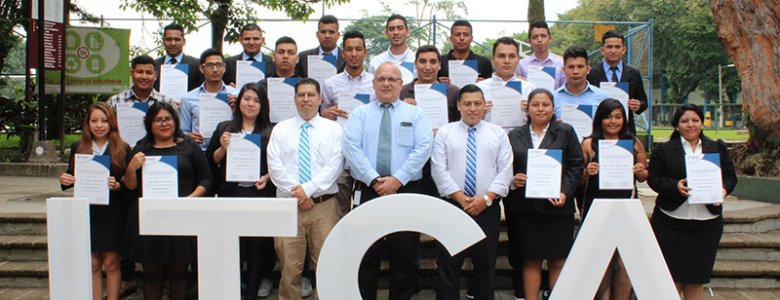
[598,139,635,190]
[74,154,111,205]
[142,155,178,198]
[526,149,563,199]
[160,64,189,100]
[116,102,149,147]
[226,133,262,182]
[685,153,724,204]
[268,77,300,123]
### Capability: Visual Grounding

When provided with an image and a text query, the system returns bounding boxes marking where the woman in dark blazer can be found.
[59,102,130,300]
[507,88,584,299]
[206,82,277,300]
[648,103,737,300]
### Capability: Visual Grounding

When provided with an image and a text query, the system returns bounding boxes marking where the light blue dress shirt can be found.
[603,60,623,82]
[179,83,238,149]
[553,84,609,118]
[343,99,433,185]
[165,53,184,64]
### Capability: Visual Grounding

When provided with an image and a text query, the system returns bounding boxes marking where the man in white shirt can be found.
[431,84,513,300]
[368,14,416,84]
[477,37,536,130]
[267,78,344,300]
[321,31,375,121]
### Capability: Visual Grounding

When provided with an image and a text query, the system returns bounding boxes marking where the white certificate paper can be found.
[236,60,266,89]
[74,154,110,205]
[226,133,262,182]
[448,60,478,88]
[527,66,557,92]
[116,102,148,147]
[399,61,416,84]
[142,155,178,198]
[560,104,594,142]
[526,149,563,199]
[337,93,371,127]
[268,77,299,123]
[486,81,526,128]
[414,84,449,129]
[686,153,724,204]
[600,82,629,114]
[308,55,338,84]
[160,64,189,101]
[598,139,635,190]
[199,93,232,139]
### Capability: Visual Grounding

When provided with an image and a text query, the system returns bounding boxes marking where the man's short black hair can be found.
[563,46,589,65]
[493,37,519,56]
[451,20,472,33]
[386,14,408,29]
[458,84,484,102]
[319,15,339,29]
[131,55,155,69]
[529,20,550,36]
[342,31,366,48]
[199,48,224,64]
[240,23,263,35]
[415,45,441,61]
[295,77,321,95]
[275,36,297,48]
[601,30,625,45]
[163,23,185,37]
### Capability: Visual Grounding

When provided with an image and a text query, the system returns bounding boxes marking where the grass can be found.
[647,127,748,141]
[0,134,82,149]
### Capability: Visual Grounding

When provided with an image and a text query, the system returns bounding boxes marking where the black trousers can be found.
[503,199,525,298]
[436,201,500,300]
[357,180,424,300]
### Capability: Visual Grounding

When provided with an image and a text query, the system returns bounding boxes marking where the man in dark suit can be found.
[587,30,648,134]
[153,23,204,95]
[223,23,277,86]
[294,15,346,78]
[437,20,493,83]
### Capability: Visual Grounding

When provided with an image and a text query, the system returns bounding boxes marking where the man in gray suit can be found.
[294,15,346,78]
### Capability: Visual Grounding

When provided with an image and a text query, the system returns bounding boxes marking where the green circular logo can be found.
[85,55,105,74]
[66,31,80,51]
[85,32,104,51]
[65,54,81,74]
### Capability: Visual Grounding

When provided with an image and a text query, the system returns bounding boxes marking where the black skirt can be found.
[514,212,574,259]
[651,207,723,283]
[89,205,126,252]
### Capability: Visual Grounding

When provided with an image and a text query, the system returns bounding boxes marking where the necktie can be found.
[298,122,312,183]
[323,52,333,57]
[168,58,178,65]
[248,57,256,62]
[610,66,619,82]
[464,126,477,197]
[376,103,392,176]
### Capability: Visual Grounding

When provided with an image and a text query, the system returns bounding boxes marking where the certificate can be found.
[307,55,338,84]
[598,139,635,190]
[116,102,148,147]
[526,149,563,199]
[685,153,724,204]
[226,133,262,182]
[142,155,178,198]
[448,60,478,88]
[268,77,299,123]
[235,60,266,89]
[600,82,629,114]
[414,84,449,129]
[337,93,371,127]
[74,154,110,205]
[486,81,526,128]
[399,61,416,84]
[527,66,556,92]
[199,93,232,139]
[160,64,189,100]
[560,104,594,142]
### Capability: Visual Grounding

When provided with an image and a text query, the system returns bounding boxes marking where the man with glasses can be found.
[153,23,204,93]
[368,14,416,83]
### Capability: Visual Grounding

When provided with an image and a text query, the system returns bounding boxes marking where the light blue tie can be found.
[298,122,312,183]
[465,126,477,197]
[376,103,392,176]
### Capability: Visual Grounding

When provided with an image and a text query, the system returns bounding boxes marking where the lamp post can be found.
[718,63,735,128]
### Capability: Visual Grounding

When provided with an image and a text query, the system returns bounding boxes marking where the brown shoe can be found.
[119,281,137,299]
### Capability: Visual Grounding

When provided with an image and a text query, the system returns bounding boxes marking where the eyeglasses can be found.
[153,117,174,125]
[374,77,402,84]
[202,62,225,69]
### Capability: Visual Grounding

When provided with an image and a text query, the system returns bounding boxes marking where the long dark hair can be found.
[225,83,272,136]
[136,102,187,151]
[589,98,635,152]
[77,102,127,174]
[526,88,556,124]
[670,103,705,140]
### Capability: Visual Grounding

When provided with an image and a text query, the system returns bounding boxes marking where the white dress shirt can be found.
[660,137,718,220]
[368,47,416,74]
[267,114,345,198]
[530,123,550,149]
[431,120,514,198]
[321,70,376,109]
[476,75,537,128]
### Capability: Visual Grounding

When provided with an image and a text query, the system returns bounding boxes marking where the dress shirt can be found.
[368,47,416,75]
[242,52,264,62]
[92,141,108,156]
[431,120,513,198]
[165,53,184,65]
[603,60,623,83]
[515,52,566,89]
[660,137,717,220]
[530,123,550,149]
[476,75,537,128]
[321,70,376,109]
[319,46,339,57]
[553,84,609,118]
[179,83,238,150]
[267,114,344,198]
[106,87,178,108]
[343,99,433,185]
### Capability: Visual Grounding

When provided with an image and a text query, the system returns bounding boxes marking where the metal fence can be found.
[653,103,745,129]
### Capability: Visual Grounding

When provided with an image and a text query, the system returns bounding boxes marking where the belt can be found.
[311,193,336,204]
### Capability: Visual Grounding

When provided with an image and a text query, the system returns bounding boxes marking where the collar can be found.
[680,136,702,153]
[459,120,482,131]
[344,69,368,81]
[447,49,475,60]
[128,87,154,102]
[560,83,595,96]
[490,73,517,82]
[319,47,339,57]
[165,53,184,64]
[530,122,550,136]
[531,51,554,64]
[374,99,401,108]
[386,46,412,60]
[296,114,322,127]
[603,60,623,72]
[198,82,229,94]
[242,52,263,62]
[92,140,109,155]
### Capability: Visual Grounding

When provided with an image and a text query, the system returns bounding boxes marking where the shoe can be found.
[541,289,550,300]
[301,277,313,298]
[257,278,273,298]
[465,292,475,299]
[118,281,137,299]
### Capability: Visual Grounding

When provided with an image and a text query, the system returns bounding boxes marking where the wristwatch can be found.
[483,195,493,207]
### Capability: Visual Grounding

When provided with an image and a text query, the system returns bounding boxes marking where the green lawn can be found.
[647,127,748,141]
[0,134,81,149]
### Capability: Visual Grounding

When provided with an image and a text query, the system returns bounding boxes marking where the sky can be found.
[69,0,581,56]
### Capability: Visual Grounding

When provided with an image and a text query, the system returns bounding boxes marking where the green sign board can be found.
[45,26,130,94]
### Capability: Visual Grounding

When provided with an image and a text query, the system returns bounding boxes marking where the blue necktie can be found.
[298,122,312,183]
[465,126,477,197]
[376,103,392,176]
[168,58,178,65]
[610,66,619,82]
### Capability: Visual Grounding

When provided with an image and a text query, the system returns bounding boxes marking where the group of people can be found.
[58,14,737,300]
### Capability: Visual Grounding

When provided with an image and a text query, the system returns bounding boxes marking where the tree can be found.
[528,0,545,22]
[120,0,350,52]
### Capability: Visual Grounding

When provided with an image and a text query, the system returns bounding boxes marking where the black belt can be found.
[311,193,336,203]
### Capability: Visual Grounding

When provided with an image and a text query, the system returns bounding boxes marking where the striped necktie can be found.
[464,126,477,197]
[298,122,312,183]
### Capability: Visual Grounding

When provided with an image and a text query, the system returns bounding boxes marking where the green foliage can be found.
[0,85,37,139]
[472,32,528,60]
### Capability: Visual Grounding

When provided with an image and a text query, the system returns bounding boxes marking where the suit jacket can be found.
[223,53,277,86]
[506,121,585,216]
[587,62,648,134]
[648,136,737,215]
[62,141,131,211]
[294,47,346,78]
[205,120,276,195]
[153,54,204,94]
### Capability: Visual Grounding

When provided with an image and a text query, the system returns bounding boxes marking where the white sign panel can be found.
[46,198,92,300]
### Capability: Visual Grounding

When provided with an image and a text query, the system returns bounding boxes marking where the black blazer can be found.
[223,53,277,87]
[61,141,131,211]
[294,47,346,78]
[205,120,276,195]
[587,62,648,134]
[648,136,737,215]
[507,121,585,216]
[153,54,204,93]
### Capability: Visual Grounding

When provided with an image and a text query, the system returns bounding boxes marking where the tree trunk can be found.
[528,0,545,22]
[210,0,231,52]
[710,0,780,150]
